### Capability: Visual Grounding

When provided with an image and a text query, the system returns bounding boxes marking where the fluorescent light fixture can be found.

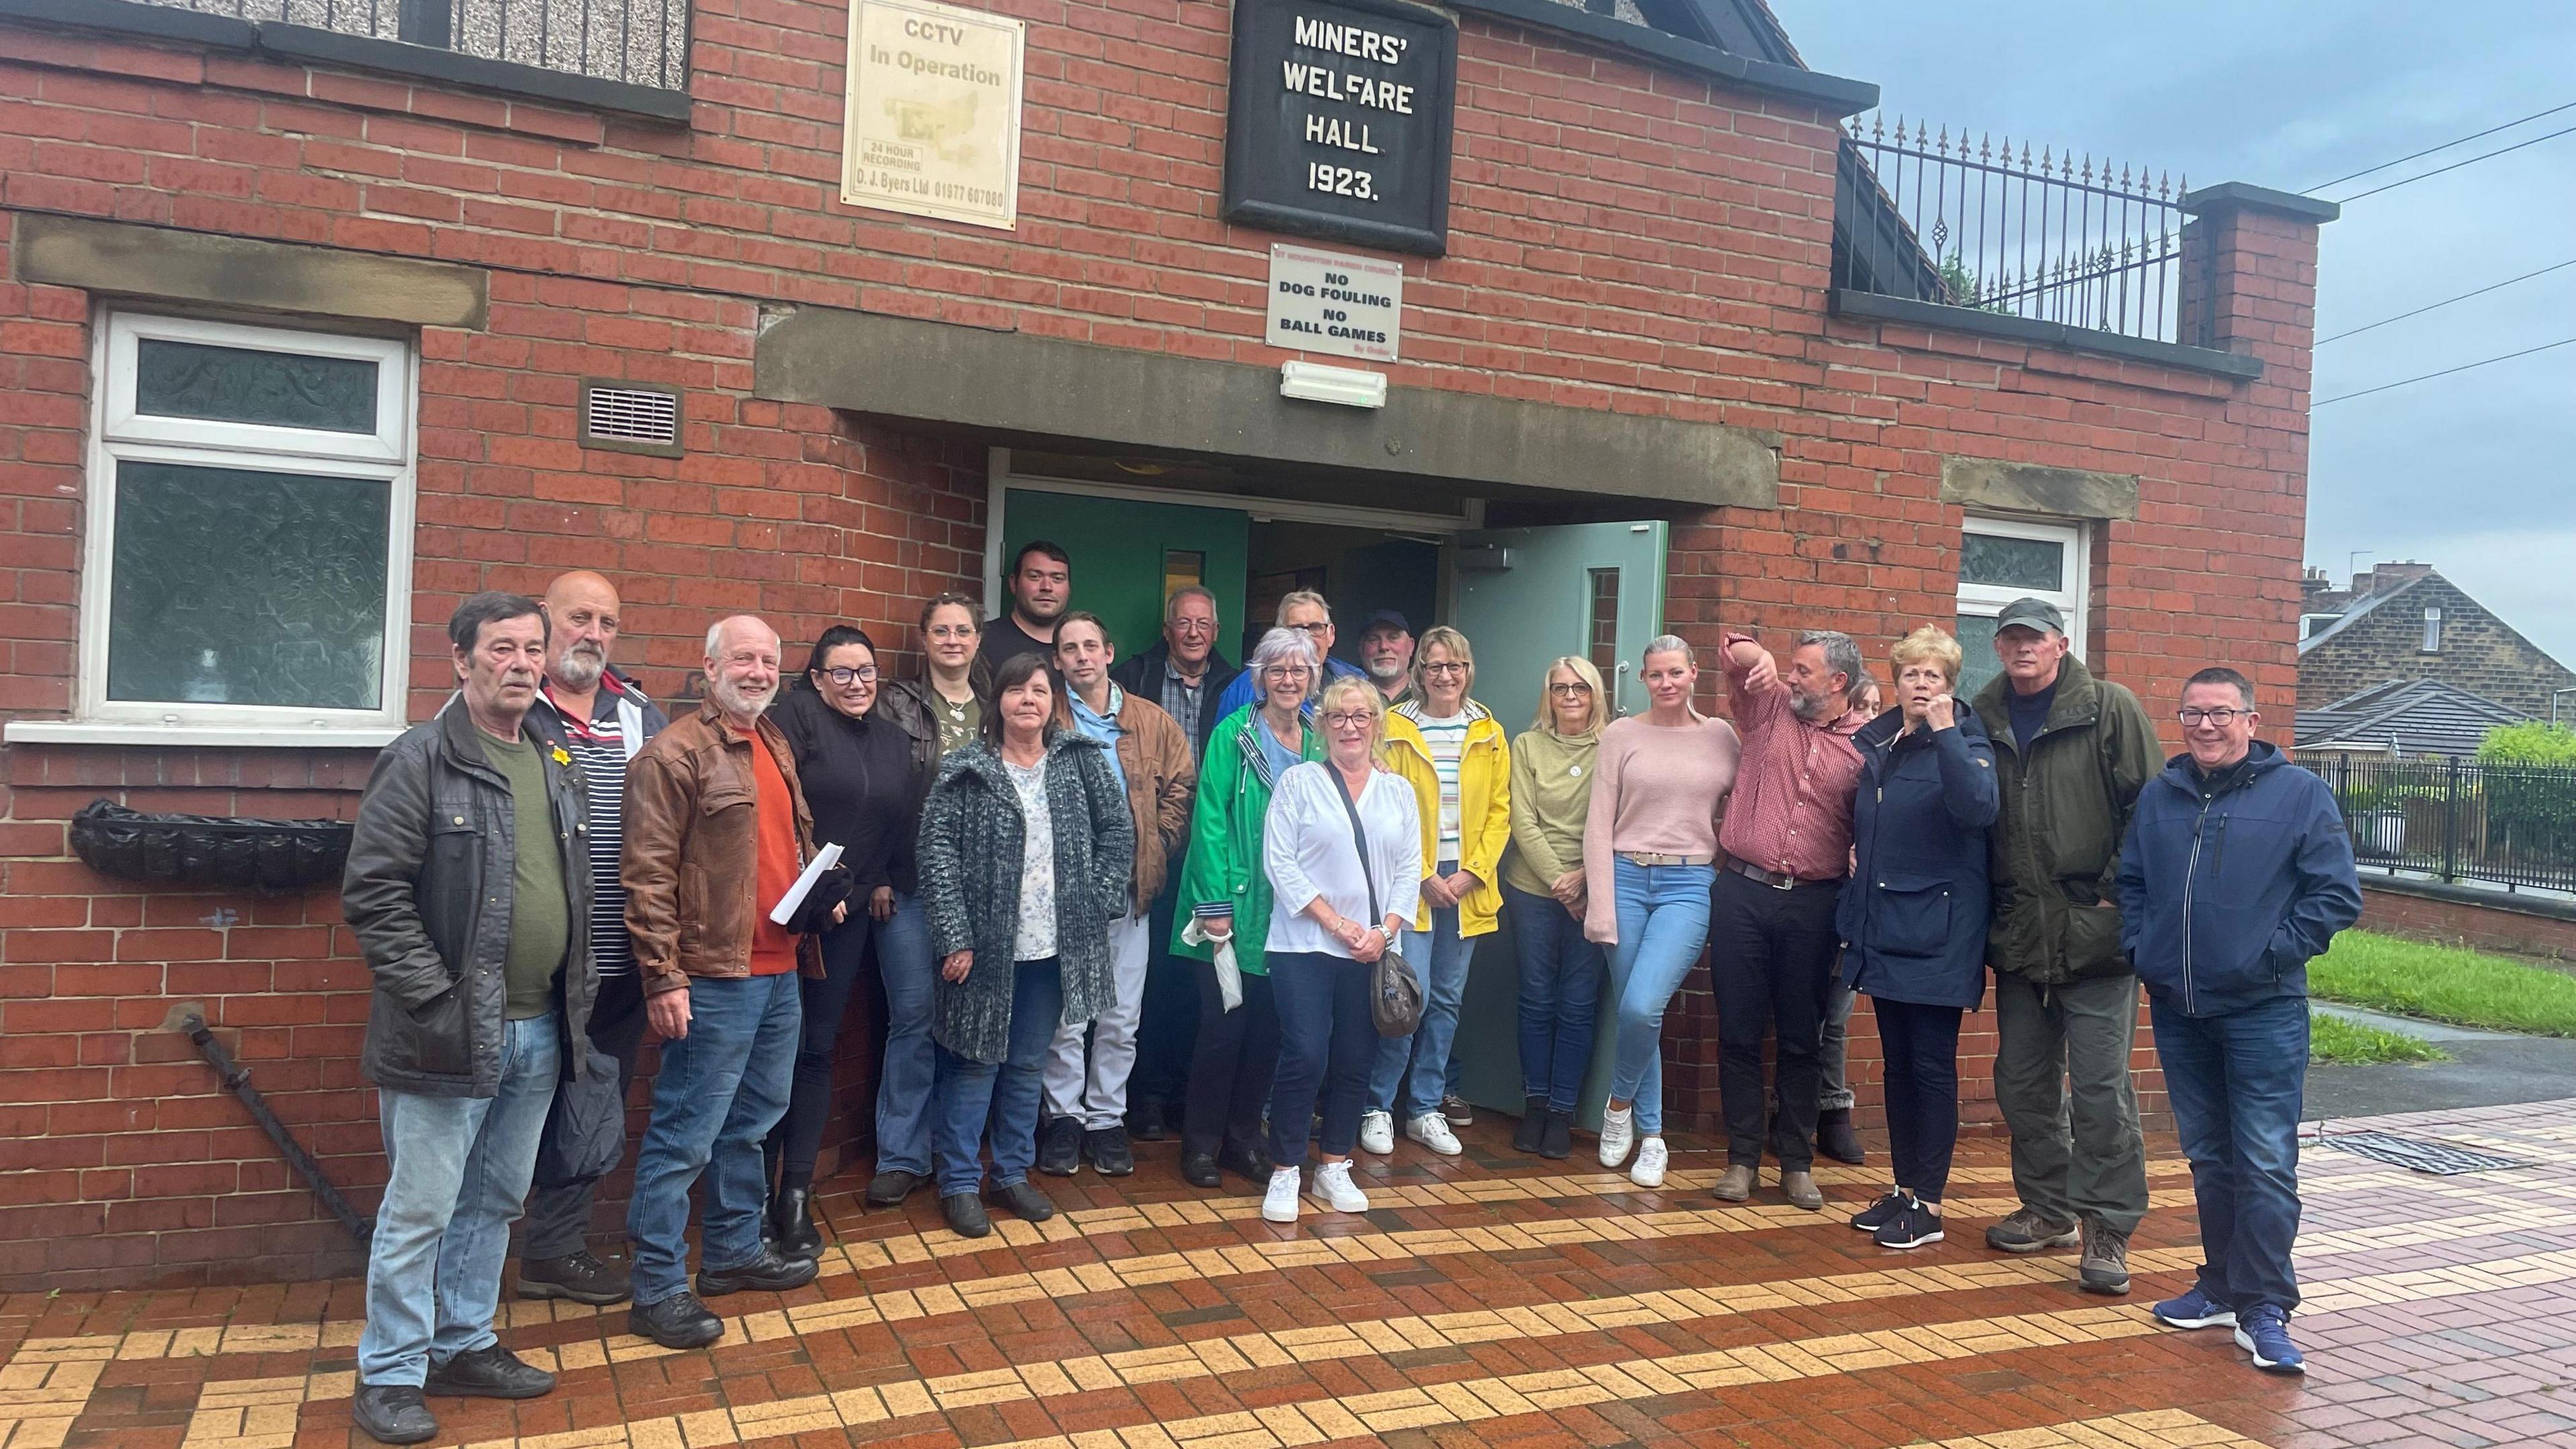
[1279,360,1387,409]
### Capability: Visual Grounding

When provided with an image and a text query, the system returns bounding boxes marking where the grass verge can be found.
[2309,1010,2448,1066]
[2310,929,2576,1037]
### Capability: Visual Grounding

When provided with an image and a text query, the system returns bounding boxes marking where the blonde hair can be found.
[1413,625,1474,697]
[1530,655,1607,738]
[1314,675,1387,757]
[1890,625,1965,686]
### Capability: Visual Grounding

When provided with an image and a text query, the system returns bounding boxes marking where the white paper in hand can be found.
[1179,916,1242,1012]
[769,842,844,926]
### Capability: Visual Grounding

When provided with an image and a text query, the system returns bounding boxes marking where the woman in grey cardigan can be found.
[915,652,1134,1238]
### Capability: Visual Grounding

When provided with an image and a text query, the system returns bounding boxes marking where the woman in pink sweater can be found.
[1581,636,1740,1187]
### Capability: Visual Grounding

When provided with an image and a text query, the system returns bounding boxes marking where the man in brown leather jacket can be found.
[619,615,840,1349]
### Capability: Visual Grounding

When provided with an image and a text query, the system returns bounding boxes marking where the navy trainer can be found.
[2151,1285,2237,1330]
[2234,1303,2306,1375]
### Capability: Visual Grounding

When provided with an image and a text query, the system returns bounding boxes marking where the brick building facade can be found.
[0,0,2334,1287]
[2298,562,2576,720]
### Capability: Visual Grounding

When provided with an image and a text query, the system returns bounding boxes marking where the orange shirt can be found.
[748,732,802,976]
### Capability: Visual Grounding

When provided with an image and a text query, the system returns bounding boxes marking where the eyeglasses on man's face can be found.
[2178,707,2248,727]
[822,666,878,686]
[1287,620,1331,635]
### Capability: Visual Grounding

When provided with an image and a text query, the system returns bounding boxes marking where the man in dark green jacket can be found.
[1969,598,2162,1297]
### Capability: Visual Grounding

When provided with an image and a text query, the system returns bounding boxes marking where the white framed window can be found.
[57,312,415,741]
[1955,515,2088,699]
[2422,606,2443,652]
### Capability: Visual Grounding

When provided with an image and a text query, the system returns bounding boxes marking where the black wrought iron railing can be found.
[1834,115,2188,345]
[146,0,689,91]
[2315,757,2576,896]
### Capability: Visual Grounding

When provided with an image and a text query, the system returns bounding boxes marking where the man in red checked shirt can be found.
[1710,628,1872,1212]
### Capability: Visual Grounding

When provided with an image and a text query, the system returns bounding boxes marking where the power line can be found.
[2305,99,2576,193]
[2317,257,2576,344]
[2328,123,2576,203]
[2313,335,2576,407]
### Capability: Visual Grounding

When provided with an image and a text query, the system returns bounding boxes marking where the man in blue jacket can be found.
[2116,666,2361,1377]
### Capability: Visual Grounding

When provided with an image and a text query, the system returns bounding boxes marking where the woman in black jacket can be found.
[1837,625,1998,1251]
[765,625,938,1248]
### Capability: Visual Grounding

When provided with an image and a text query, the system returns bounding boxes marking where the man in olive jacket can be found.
[343,592,596,1446]
[1969,598,2162,1298]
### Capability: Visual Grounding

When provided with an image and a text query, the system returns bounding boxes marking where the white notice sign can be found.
[1265,243,1403,363]
[842,0,1025,229]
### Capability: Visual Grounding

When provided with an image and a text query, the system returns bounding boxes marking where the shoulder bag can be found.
[1327,765,1423,1037]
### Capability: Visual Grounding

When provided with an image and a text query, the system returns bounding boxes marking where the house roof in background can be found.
[2293,678,2530,758]
[2297,570,2429,654]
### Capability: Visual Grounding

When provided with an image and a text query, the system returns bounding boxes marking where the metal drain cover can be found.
[2316,1130,2535,1175]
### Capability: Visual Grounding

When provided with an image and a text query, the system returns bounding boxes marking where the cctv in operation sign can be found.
[842,0,1026,229]
[1223,0,1458,257]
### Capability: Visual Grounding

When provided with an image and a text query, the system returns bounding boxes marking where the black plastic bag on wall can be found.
[69,798,353,892]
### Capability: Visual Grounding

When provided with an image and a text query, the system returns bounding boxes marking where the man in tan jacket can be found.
[1040,612,1195,1177]
[619,616,840,1350]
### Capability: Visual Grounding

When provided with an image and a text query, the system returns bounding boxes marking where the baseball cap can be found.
[1361,608,1413,635]
[1994,598,2066,635]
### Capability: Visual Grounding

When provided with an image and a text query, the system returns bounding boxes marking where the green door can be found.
[1446,521,1668,1128]
[1000,489,1250,664]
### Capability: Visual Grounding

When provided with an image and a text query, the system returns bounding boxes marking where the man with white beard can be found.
[619,616,839,1348]
[513,572,669,1307]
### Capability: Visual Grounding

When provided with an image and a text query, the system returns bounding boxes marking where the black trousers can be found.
[1708,869,1843,1171]
[521,969,649,1260]
[767,911,879,1190]
[1131,885,1199,1115]
[1180,959,1278,1159]
[1872,997,1964,1203]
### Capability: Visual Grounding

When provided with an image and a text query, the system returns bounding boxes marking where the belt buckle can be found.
[1766,868,1794,891]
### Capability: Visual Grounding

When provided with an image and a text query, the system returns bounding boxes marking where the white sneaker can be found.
[1598,1104,1634,1167]
[1404,1112,1462,1157]
[1309,1159,1369,1212]
[1629,1136,1668,1188]
[1261,1166,1301,1224]
[1357,1110,1395,1155]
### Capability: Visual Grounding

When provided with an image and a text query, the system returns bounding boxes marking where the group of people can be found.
[335,547,2363,1444]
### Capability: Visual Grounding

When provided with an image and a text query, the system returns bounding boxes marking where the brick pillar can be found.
[2178,182,2339,395]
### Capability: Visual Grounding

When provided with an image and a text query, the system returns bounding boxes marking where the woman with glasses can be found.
[887,592,994,761]
[1840,627,1996,1250]
[1168,628,1324,1190]
[1260,676,1422,1223]
[1582,636,1740,1187]
[765,627,940,1239]
[1362,627,1509,1158]
[1503,656,1610,1159]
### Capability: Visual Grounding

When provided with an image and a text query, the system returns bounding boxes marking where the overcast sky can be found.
[1772,0,2576,675]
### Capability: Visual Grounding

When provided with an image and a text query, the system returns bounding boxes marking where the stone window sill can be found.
[5,719,402,749]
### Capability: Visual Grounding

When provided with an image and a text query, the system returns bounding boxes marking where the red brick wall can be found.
[0,0,2308,1284]
[2358,883,2576,963]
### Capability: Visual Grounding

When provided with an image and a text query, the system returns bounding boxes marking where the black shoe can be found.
[1084,1126,1136,1177]
[942,1191,991,1238]
[516,1249,631,1305]
[1130,1098,1173,1142]
[1216,1141,1274,1185]
[1441,1093,1473,1127]
[989,1179,1056,1222]
[1817,1108,1866,1166]
[1511,1096,1548,1154]
[1538,1108,1574,1161]
[1849,1191,1909,1233]
[353,1383,439,1444]
[628,1291,724,1350]
[423,1344,555,1399]
[769,1186,823,1256]
[1181,1151,1222,1188]
[1038,1115,1083,1177]
[696,1245,818,1297]
[865,1169,924,1208]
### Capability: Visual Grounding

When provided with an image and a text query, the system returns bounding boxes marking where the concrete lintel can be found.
[13,213,488,330]
[1833,288,2265,381]
[2182,182,2341,225]
[1941,456,2140,522]
[753,306,1780,512]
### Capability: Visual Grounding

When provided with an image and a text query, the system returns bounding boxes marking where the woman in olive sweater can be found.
[1502,655,1610,1160]
[1167,628,1322,1189]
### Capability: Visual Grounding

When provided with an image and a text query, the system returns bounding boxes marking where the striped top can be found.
[561,728,636,975]
[1415,710,1471,859]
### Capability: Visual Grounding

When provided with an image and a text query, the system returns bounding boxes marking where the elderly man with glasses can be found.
[1212,590,1365,721]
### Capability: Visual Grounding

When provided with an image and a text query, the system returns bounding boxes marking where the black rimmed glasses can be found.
[822,666,879,686]
[2178,707,2247,727]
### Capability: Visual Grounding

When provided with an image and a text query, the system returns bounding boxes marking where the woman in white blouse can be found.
[1259,677,1424,1225]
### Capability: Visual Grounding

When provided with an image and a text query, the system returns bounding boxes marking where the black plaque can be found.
[1223,0,1458,257]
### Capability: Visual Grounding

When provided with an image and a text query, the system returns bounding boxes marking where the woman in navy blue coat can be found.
[1836,627,1998,1250]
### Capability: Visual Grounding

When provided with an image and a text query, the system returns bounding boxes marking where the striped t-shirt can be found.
[1416,711,1471,859]
[558,716,637,977]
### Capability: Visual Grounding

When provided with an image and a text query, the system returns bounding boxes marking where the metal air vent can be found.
[580,380,683,457]
[2316,1130,2534,1176]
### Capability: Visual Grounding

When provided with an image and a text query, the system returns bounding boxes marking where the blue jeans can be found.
[1267,951,1376,1168]
[1605,858,1714,1136]
[1505,885,1603,1112]
[2151,994,2308,1313]
[930,957,1062,1197]
[626,973,800,1306]
[865,893,938,1178]
[1368,867,1473,1120]
[360,1013,559,1386]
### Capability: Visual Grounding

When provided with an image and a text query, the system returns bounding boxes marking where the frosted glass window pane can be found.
[1955,613,2001,700]
[107,462,389,709]
[133,339,379,433]
[1961,532,2063,591]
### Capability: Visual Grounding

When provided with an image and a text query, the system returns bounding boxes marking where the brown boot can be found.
[1712,1165,1756,1202]
[1779,1169,1824,1212]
